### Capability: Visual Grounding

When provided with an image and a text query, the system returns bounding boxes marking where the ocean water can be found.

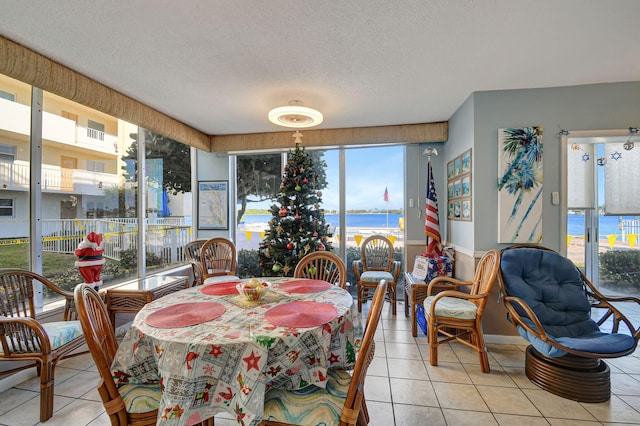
[243,213,637,237]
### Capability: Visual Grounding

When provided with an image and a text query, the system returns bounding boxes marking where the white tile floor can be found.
[0,299,639,426]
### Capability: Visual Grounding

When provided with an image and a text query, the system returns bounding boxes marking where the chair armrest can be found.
[0,316,52,354]
[502,295,549,341]
[587,291,640,337]
[391,261,401,282]
[410,283,429,305]
[427,276,470,295]
[352,260,362,280]
[26,273,77,321]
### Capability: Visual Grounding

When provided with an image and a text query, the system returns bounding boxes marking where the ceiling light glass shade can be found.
[268,105,323,128]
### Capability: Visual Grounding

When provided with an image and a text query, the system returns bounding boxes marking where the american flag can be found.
[425,161,442,256]
[383,187,389,202]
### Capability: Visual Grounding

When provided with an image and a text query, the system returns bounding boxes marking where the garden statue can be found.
[75,232,105,290]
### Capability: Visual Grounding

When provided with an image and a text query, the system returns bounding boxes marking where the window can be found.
[0,144,16,162]
[0,90,15,101]
[0,199,14,217]
[87,119,105,141]
[86,160,105,173]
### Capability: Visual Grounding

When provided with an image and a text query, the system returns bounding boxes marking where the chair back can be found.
[360,235,394,272]
[342,279,387,423]
[200,238,237,279]
[498,245,598,338]
[184,239,208,286]
[74,284,126,422]
[469,249,500,315]
[294,251,347,288]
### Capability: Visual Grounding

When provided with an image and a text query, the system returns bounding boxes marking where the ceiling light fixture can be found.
[268,100,323,128]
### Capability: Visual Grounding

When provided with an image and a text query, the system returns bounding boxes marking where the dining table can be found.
[111,276,358,426]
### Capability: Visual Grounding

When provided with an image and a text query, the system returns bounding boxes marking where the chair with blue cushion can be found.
[423,249,500,373]
[0,269,87,422]
[498,245,640,402]
[261,279,387,426]
[353,234,400,314]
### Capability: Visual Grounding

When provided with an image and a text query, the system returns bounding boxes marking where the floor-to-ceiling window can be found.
[0,74,31,269]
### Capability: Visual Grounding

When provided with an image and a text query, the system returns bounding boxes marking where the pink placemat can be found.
[200,281,241,296]
[146,302,226,328]
[278,279,332,293]
[265,301,338,328]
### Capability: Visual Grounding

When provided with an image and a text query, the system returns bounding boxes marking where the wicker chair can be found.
[294,251,348,289]
[353,234,400,314]
[199,237,238,282]
[498,244,640,402]
[0,269,87,423]
[184,239,207,286]
[424,249,500,373]
[261,280,387,426]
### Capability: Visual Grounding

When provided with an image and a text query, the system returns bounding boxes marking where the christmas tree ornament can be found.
[317,191,322,196]
[272,262,282,272]
[303,178,308,184]
[276,225,284,235]
[282,264,291,275]
[287,242,294,250]
[279,207,288,217]
[317,243,326,251]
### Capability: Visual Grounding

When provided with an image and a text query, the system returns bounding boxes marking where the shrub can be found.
[237,249,261,278]
[599,249,640,292]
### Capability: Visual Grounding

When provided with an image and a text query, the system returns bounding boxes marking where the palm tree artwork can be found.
[498,126,543,243]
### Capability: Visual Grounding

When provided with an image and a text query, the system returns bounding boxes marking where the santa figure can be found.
[75,232,106,290]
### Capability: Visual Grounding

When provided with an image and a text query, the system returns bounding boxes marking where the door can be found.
[60,156,77,191]
[565,130,640,296]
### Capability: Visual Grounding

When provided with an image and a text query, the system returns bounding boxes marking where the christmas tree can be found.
[258,131,334,276]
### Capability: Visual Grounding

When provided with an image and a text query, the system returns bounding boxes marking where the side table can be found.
[404,272,459,337]
[105,275,189,327]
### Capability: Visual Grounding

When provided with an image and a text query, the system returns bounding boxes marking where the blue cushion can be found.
[501,248,636,356]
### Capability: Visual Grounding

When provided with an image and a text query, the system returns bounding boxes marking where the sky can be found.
[245,145,405,212]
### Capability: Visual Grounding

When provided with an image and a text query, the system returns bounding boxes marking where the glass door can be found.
[566,130,640,297]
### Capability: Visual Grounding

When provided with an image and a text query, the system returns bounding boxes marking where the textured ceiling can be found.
[1,0,639,136]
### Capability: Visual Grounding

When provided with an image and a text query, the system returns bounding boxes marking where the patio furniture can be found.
[184,239,208,286]
[353,234,400,314]
[498,244,640,402]
[423,249,500,373]
[0,269,86,422]
[199,237,238,280]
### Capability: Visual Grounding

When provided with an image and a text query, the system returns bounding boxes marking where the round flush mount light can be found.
[268,100,323,128]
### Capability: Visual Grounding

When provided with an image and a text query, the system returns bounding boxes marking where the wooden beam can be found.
[211,122,448,153]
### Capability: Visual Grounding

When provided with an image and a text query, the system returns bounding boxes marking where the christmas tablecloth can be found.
[111,277,357,426]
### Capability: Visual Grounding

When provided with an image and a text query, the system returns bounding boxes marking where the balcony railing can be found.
[0,160,119,193]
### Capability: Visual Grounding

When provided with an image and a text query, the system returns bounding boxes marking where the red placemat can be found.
[278,279,332,293]
[200,281,241,296]
[146,302,226,328]
[265,301,338,328]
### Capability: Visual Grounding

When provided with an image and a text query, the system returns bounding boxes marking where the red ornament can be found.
[303,178,309,184]
[317,243,326,251]
[279,207,288,217]
[287,242,294,250]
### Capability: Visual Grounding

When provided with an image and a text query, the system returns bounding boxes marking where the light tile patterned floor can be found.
[0,299,638,426]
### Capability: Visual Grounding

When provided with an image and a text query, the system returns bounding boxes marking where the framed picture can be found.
[453,157,461,176]
[453,179,462,198]
[447,161,454,179]
[462,149,472,173]
[461,198,472,221]
[198,180,229,230]
[448,201,455,218]
[461,175,471,196]
[454,201,461,218]
[447,182,455,199]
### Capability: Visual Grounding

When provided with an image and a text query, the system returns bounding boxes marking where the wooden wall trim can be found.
[212,122,448,153]
[0,35,211,152]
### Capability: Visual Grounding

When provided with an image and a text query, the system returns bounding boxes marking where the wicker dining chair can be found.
[294,251,348,289]
[424,249,500,373]
[184,239,208,286]
[199,237,238,281]
[0,269,87,423]
[353,234,400,314]
[261,279,387,426]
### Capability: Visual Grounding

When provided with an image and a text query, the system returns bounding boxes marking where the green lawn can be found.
[0,243,82,275]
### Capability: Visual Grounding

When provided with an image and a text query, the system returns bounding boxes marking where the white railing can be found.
[42,218,192,263]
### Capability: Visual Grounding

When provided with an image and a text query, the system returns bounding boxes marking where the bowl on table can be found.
[236,279,272,301]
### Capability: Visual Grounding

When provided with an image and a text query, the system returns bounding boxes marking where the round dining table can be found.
[111,276,358,426]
